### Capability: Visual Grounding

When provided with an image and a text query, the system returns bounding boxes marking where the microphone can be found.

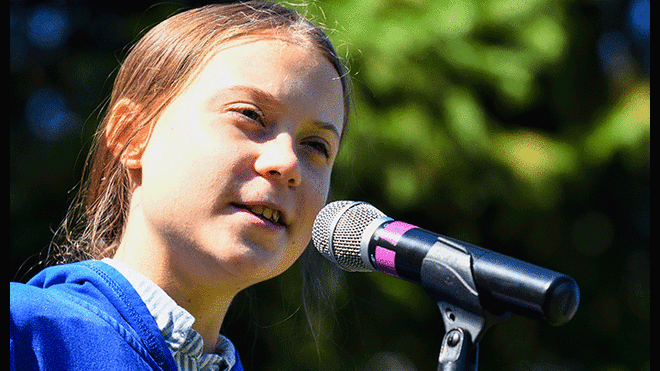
[312,201,579,326]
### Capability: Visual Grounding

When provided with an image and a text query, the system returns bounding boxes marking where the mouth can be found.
[234,203,286,227]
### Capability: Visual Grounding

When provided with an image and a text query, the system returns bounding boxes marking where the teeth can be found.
[249,206,281,224]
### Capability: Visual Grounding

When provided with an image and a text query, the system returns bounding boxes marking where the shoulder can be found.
[11,280,140,369]
[10,260,136,332]
[10,261,176,371]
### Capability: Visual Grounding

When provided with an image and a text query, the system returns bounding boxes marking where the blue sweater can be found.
[10,260,243,371]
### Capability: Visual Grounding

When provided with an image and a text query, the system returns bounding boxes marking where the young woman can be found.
[10,2,351,370]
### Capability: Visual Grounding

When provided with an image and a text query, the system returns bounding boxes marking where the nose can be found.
[254,133,301,187]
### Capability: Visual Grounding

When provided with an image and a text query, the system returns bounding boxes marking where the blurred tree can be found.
[10,0,648,370]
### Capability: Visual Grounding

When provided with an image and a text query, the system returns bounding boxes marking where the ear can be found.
[105,98,150,169]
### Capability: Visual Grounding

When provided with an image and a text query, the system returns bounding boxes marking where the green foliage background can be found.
[11,0,649,370]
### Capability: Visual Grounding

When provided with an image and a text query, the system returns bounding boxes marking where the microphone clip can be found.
[421,237,510,371]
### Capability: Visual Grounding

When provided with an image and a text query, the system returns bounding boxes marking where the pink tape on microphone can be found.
[375,246,398,278]
[374,221,417,278]
[381,221,417,245]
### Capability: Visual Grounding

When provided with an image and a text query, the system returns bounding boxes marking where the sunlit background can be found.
[11,0,649,370]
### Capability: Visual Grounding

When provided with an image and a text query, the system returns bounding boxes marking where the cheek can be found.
[295,169,331,238]
[304,168,331,209]
[139,128,231,220]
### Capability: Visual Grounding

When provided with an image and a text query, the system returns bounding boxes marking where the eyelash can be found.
[234,107,265,125]
[303,139,330,158]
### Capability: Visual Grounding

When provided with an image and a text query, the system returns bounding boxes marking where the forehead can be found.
[199,34,334,88]
[186,34,345,131]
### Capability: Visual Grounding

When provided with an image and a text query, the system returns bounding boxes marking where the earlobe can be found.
[105,98,149,169]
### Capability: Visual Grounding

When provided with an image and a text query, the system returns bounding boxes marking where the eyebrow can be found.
[313,120,341,140]
[211,85,280,110]
[212,85,342,139]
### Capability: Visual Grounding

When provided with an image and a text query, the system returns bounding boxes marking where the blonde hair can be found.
[52,1,351,264]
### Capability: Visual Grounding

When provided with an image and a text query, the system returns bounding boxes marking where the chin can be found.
[216,242,288,284]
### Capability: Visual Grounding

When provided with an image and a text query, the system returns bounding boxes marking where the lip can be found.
[231,202,288,229]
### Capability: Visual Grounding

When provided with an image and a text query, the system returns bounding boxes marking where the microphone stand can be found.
[421,237,510,371]
[432,302,505,371]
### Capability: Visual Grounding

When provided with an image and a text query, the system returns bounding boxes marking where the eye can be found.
[228,104,266,127]
[303,138,330,159]
[237,108,264,124]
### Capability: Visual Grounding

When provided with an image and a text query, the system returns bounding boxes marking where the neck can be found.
[113,199,245,354]
[113,185,251,353]
[160,263,236,354]
[113,244,239,354]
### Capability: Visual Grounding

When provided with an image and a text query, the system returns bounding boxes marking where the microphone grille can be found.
[312,201,352,259]
[312,201,386,271]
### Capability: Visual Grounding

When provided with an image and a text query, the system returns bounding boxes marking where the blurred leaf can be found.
[483,0,547,23]
[585,81,650,163]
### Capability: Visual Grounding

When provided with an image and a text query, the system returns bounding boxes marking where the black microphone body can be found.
[312,201,579,327]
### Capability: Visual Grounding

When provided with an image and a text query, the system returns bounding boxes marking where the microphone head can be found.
[312,201,386,271]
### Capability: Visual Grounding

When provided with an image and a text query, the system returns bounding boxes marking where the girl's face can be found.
[131,35,344,288]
